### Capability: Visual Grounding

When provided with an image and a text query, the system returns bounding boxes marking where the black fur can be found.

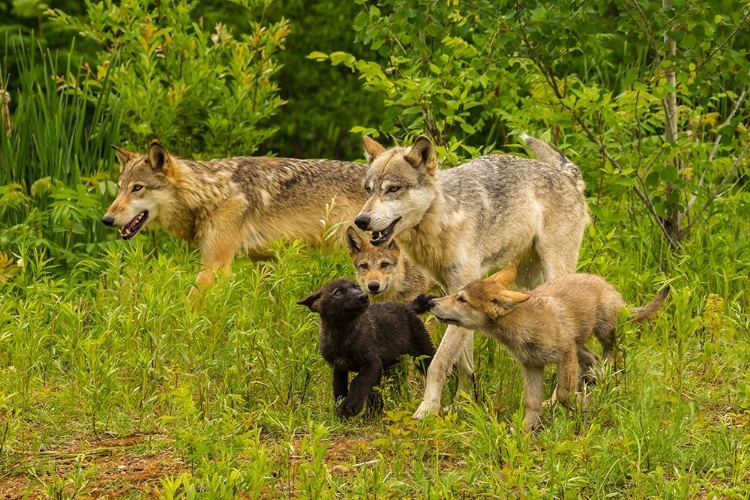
[298,279,436,418]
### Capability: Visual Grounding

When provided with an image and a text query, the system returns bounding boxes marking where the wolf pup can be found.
[428,264,670,431]
[102,141,366,293]
[298,279,436,418]
[354,134,590,419]
[345,226,435,303]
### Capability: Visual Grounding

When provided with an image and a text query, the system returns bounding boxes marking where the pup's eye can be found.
[457,296,467,303]
[132,184,144,192]
[334,290,342,297]
[380,262,390,269]
[359,263,368,270]
[365,185,372,194]
[388,186,400,193]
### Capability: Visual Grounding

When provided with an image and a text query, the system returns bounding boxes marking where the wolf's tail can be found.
[521,133,585,195]
[629,285,670,322]
[410,294,437,315]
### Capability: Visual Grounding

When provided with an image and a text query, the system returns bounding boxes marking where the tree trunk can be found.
[662,0,681,245]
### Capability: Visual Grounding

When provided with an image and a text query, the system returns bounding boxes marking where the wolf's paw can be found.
[337,401,362,418]
[413,400,438,421]
[523,413,542,432]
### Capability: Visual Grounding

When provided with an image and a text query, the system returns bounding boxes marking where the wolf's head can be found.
[345,225,406,299]
[297,278,370,320]
[102,141,175,240]
[354,135,439,246]
[429,265,530,329]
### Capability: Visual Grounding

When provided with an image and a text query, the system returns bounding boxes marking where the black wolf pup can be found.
[298,278,436,418]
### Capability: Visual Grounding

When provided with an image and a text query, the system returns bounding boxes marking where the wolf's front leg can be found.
[456,331,475,399]
[333,370,349,400]
[189,230,240,300]
[522,364,544,431]
[338,362,383,418]
[414,325,471,420]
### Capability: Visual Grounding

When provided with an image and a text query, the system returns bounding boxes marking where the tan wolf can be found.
[354,134,590,419]
[428,264,670,431]
[345,226,435,303]
[102,141,366,292]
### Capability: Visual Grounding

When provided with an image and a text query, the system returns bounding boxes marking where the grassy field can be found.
[0,191,748,499]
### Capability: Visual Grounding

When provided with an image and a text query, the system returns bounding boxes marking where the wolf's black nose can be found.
[102,215,115,226]
[367,282,380,292]
[354,215,371,230]
[428,298,436,308]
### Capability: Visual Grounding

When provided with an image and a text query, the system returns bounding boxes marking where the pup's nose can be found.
[367,282,380,292]
[357,293,368,303]
[354,215,371,230]
[101,215,115,226]
[428,298,436,308]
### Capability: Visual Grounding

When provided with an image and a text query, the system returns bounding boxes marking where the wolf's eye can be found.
[132,184,144,192]
[457,296,467,303]
[359,263,368,270]
[380,262,390,269]
[365,185,372,194]
[334,290,342,297]
[388,185,400,193]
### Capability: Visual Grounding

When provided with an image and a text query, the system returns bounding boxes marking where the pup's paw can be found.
[523,413,542,432]
[337,401,362,418]
[413,400,438,421]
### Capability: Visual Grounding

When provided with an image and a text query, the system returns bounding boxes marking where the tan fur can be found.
[345,226,435,303]
[1,88,10,135]
[429,264,670,431]
[104,141,366,294]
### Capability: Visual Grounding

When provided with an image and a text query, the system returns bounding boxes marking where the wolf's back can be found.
[521,133,585,195]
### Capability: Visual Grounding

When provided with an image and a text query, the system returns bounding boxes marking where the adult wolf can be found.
[354,134,590,419]
[103,141,366,292]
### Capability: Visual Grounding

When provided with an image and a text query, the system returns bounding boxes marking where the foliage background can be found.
[0,0,748,497]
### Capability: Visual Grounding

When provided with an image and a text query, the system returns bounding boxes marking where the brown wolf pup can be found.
[428,264,669,431]
[102,142,366,293]
[345,226,435,303]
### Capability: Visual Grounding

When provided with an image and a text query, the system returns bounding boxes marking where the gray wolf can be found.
[353,134,590,419]
[102,141,366,292]
[428,264,670,431]
[345,225,435,303]
[298,278,436,418]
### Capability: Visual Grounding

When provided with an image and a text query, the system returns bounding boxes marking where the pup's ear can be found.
[487,264,517,286]
[386,238,399,254]
[147,141,170,172]
[111,145,136,171]
[491,290,530,310]
[363,136,386,163]
[405,135,437,173]
[345,226,364,256]
[297,291,322,312]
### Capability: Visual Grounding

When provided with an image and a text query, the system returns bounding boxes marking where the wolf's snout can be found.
[357,293,369,303]
[367,282,381,293]
[102,215,115,226]
[354,215,371,230]
[428,298,437,309]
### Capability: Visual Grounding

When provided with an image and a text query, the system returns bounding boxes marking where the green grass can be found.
[0,192,748,499]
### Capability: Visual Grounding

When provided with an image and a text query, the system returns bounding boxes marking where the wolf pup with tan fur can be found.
[428,264,670,431]
[354,134,591,419]
[346,226,435,303]
[102,141,366,293]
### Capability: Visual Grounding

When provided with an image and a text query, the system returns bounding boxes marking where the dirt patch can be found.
[0,434,186,499]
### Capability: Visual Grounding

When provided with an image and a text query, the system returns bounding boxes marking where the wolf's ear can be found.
[297,291,322,312]
[363,136,386,163]
[111,145,136,171]
[345,226,364,256]
[147,141,170,172]
[405,135,437,173]
[487,264,518,286]
[491,290,530,311]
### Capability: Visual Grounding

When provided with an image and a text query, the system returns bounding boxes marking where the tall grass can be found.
[0,35,121,266]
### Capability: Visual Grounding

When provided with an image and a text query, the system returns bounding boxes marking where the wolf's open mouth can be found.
[370,218,401,246]
[119,211,149,240]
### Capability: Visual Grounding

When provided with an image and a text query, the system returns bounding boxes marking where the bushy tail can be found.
[629,285,670,322]
[521,133,585,195]
[410,294,436,315]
